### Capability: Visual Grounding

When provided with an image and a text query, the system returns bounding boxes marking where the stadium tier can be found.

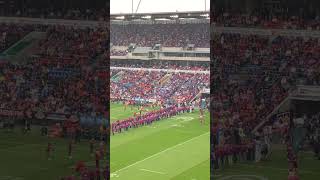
[0,24,109,121]
[111,68,209,104]
[0,0,108,20]
[111,23,209,48]
[0,19,109,179]
[212,13,320,30]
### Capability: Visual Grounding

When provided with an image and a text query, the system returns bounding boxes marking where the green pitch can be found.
[0,129,106,180]
[214,147,320,180]
[110,103,210,180]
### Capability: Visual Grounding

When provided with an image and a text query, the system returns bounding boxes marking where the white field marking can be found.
[111,132,209,174]
[139,168,166,175]
[171,124,184,128]
[110,173,119,178]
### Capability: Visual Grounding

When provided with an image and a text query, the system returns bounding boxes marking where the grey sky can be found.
[111,0,210,14]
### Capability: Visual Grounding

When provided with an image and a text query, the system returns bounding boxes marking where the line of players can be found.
[112,99,208,135]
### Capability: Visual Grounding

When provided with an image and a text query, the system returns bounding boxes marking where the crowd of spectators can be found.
[111,23,209,48]
[212,30,320,169]
[0,24,109,125]
[212,10,320,30]
[110,49,128,56]
[110,68,209,105]
[0,8,108,21]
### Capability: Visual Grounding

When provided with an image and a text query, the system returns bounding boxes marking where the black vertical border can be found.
[210,1,214,179]
[106,0,110,179]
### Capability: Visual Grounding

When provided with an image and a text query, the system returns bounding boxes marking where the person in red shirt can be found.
[46,142,53,160]
[75,161,86,173]
[99,141,106,158]
[95,150,101,170]
[95,168,101,180]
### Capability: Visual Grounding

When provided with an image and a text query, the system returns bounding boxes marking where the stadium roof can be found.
[110,11,209,21]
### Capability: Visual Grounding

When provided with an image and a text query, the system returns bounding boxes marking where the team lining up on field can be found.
[111,100,208,135]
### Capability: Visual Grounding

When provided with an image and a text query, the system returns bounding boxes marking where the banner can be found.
[80,115,108,127]
[0,109,23,117]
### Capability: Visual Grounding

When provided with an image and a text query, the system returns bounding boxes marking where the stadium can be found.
[109,9,210,180]
[0,0,109,179]
[211,0,320,180]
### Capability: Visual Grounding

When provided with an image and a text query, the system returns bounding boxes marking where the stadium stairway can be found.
[158,73,172,86]
[0,31,46,64]
[253,85,320,132]
[111,71,124,82]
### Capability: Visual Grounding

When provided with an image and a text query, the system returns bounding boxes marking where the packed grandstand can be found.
[211,0,320,179]
[0,1,110,179]
[110,11,210,134]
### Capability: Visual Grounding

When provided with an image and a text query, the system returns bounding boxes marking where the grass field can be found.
[213,146,320,180]
[0,128,107,180]
[110,103,210,180]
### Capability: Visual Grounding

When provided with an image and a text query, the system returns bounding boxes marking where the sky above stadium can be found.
[111,0,210,14]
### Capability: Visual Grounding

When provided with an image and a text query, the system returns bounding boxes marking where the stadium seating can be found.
[212,13,320,170]
[0,25,109,123]
[212,11,320,30]
[110,68,209,104]
[213,33,320,129]
[111,23,210,48]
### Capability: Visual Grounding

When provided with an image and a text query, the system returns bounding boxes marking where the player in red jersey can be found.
[95,150,101,170]
[46,142,53,160]
[95,168,101,180]
[139,106,144,115]
[75,161,86,173]
[99,141,106,158]
[130,100,134,110]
